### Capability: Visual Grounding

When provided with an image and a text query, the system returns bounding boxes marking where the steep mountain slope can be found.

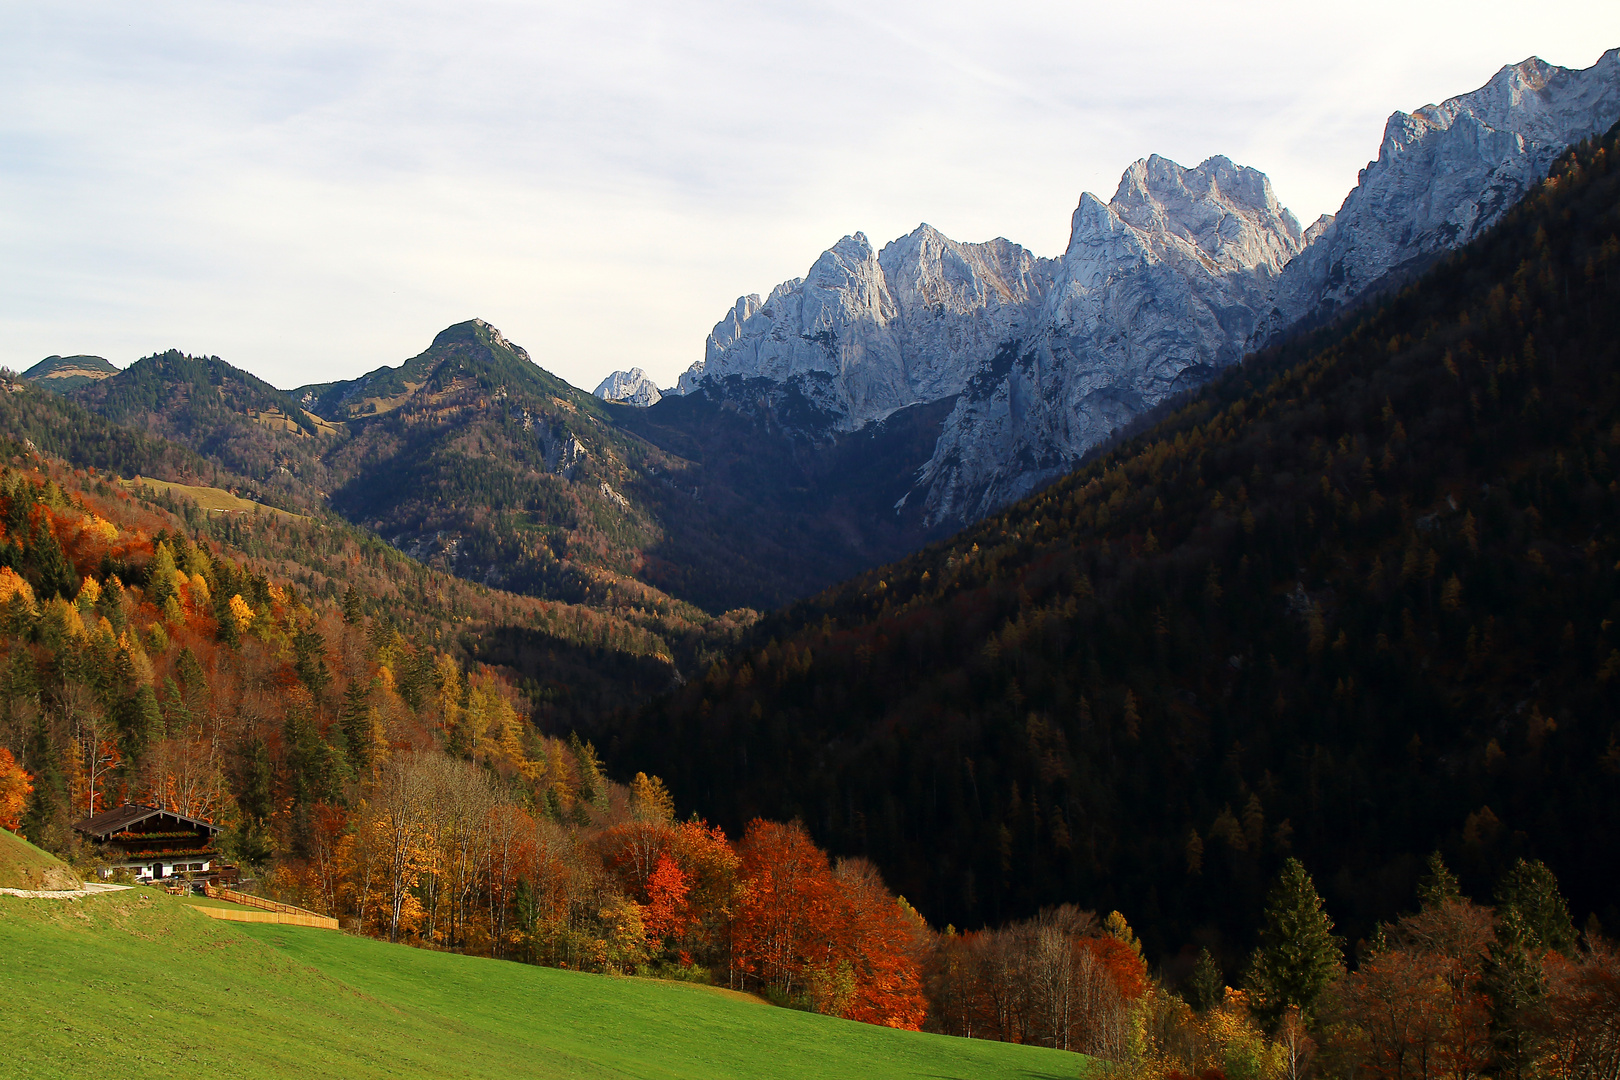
[20,354,118,393]
[674,51,1620,528]
[608,391,957,608]
[600,124,1620,954]
[1257,49,1620,340]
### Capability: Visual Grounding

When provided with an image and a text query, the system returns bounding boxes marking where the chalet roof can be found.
[73,804,221,840]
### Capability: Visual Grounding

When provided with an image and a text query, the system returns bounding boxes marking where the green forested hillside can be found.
[21,354,117,393]
[49,318,944,617]
[71,349,338,515]
[600,126,1620,960]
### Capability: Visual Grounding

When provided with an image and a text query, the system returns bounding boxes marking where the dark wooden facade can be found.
[74,804,222,881]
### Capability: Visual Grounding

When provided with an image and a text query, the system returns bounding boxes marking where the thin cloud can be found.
[1,0,1615,392]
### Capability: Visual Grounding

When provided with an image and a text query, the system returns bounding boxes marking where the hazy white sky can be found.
[3,1,1618,393]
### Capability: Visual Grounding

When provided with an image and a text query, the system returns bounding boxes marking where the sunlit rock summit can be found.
[671,49,1620,524]
[593,368,663,407]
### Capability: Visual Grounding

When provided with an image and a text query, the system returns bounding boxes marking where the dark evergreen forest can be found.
[598,124,1620,967]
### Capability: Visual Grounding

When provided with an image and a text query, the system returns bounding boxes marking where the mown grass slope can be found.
[0,829,80,891]
[0,889,1079,1080]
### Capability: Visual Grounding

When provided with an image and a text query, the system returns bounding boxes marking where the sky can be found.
[3,2,1618,394]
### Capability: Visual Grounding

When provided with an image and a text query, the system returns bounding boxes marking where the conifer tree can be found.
[114,684,162,769]
[1417,850,1461,911]
[1495,858,1576,956]
[1482,906,1548,1080]
[27,516,75,601]
[1185,947,1224,1012]
[340,678,375,777]
[1246,858,1343,1027]
[145,542,178,606]
[228,737,273,868]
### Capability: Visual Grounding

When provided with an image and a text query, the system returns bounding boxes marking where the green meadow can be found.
[1,887,1081,1079]
[0,828,80,890]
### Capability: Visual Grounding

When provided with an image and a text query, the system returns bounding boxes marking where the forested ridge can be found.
[0,374,732,730]
[34,316,948,618]
[73,348,338,514]
[602,124,1620,964]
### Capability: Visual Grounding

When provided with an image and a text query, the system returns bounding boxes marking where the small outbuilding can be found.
[74,804,222,882]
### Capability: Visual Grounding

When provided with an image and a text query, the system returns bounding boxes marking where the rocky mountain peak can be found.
[1256,49,1620,345]
[677,224,1055,430]
[1103,154,1304,275]
[669,49,1620,530]
[431,318,533,363]
[593,368,663,407]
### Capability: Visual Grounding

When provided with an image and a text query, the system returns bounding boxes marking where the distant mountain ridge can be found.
[21,354,118,393]
[31,50,1620,625]
[51,318,928,616]
[671,49,1620,525]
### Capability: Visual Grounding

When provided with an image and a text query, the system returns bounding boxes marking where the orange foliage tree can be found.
[732,819,924,1028]
[0,748,33,831]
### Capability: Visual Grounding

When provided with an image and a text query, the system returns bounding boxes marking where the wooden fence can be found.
[201,883,338,929]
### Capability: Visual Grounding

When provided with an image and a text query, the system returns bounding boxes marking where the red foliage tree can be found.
[733,819,836,999]
[641,852,695,949]
[832,857,927,1029]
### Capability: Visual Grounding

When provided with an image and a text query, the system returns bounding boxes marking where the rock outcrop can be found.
[671,50,1620,524]
[1255,49,1620,342]
[681,227,1056,432]
[593,368,664,407]
[919,154,1304,520]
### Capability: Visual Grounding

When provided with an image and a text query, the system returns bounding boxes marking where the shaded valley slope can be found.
[600,125,1620,957]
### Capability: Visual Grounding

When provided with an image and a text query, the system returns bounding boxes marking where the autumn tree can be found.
[732,818,834,1001]
[0,747,32,830]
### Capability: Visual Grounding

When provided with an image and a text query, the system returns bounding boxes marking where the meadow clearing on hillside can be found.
[119,475,304,520]
[0,888,1082,1080]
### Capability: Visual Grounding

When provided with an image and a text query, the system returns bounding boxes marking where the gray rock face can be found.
[920,154,1304,520]
[675,49,1620,524]
[593,368,664,407]
[1256,48,1620,342]
[683,226,1056,430]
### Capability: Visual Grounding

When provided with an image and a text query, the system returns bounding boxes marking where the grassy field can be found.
[0,828,80,890]
[1,887,1081,1080]
[119,475,304,520]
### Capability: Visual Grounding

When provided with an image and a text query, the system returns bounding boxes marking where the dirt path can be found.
[0,883,132,899]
